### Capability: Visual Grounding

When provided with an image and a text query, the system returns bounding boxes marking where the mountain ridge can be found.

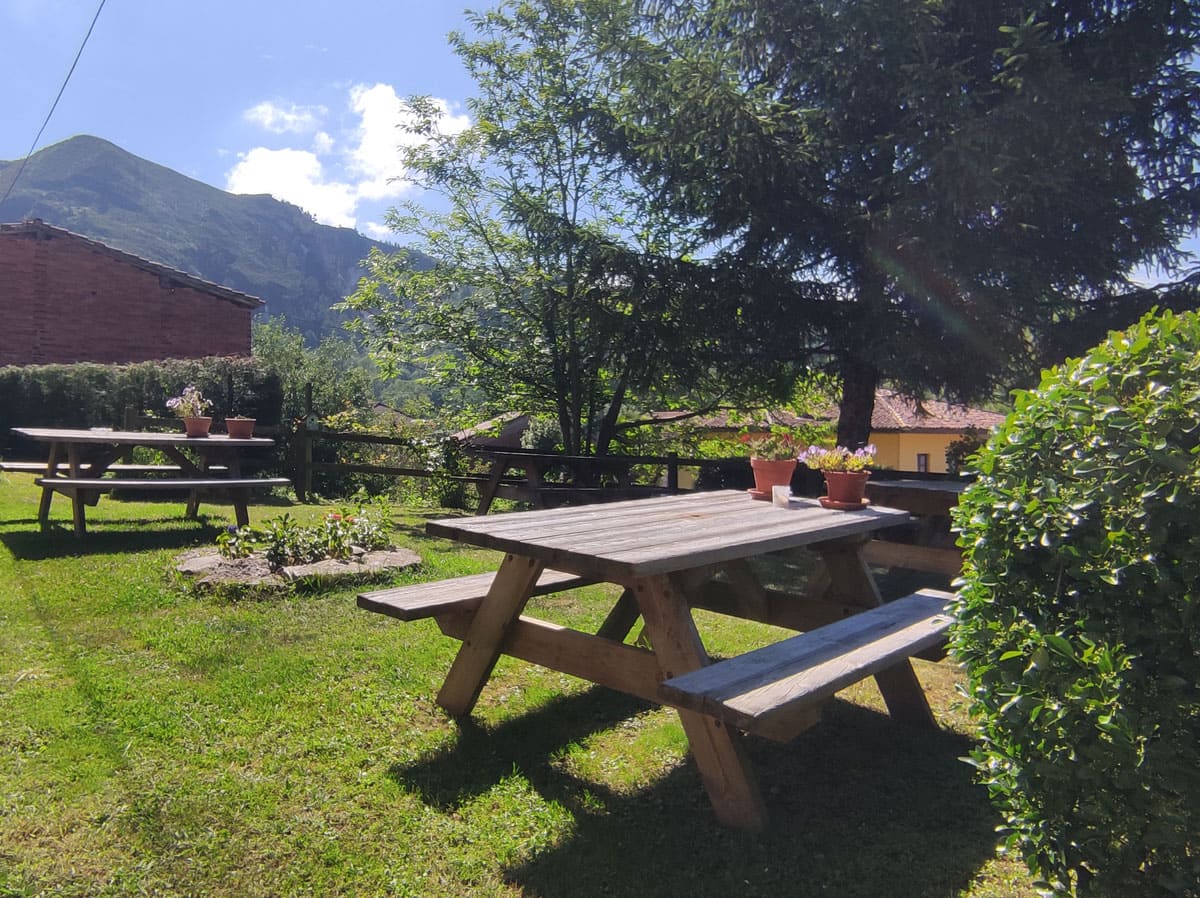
[0,135,405,341]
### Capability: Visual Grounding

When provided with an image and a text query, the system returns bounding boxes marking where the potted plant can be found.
[741,428,800,500]
[166,385,213,437]
[225,415,256,438]
[798,444,877,508]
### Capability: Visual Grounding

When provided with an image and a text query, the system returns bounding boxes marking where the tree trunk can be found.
[594,375,627,458]
[836,359,879,449]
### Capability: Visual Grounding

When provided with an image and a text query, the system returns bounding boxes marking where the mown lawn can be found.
[0,475,1038,897]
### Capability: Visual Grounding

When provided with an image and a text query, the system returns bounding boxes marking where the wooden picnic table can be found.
[358,489,954,829]
[9,427,288,536]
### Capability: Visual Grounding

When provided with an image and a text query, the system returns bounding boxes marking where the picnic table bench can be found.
[1,461,228,475]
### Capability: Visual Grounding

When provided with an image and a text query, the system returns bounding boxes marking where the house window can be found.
[916,453,929,473]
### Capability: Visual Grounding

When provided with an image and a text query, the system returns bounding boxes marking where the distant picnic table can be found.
[6,427,288,536]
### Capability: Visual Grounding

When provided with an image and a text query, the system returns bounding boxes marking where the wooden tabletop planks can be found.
[427,491,911,579]
[12,427,273,448]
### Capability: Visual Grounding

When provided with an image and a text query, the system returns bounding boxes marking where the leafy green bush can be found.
[0,357,282,452]
[951,309,1200,896]
[944,425,988,475]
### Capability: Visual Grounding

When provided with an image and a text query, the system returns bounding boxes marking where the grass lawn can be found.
[0,475,1039,897]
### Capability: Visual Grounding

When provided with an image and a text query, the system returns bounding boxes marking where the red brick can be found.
[0,223,260,365]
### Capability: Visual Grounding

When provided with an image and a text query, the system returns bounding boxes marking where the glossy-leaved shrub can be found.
[951,309,1199,896]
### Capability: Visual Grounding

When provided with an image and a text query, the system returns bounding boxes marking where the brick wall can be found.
[0,230,254,365]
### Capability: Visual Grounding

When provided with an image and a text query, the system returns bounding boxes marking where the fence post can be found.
[294,429,314,503]
[667,452,679,492]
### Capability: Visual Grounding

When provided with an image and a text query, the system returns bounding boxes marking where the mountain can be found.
[0,135,407,342]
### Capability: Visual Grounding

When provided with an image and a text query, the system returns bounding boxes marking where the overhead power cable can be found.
[0,0,108,209]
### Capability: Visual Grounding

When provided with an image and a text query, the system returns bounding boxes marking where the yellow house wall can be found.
[870,433,903,470]
[869,431,956,473]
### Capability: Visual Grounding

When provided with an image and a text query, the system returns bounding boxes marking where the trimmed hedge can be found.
[951,310,1199,896]
[0,358,283,455]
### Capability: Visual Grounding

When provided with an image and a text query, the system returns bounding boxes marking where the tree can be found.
[343,0,798,456]
[611,0,1200,446]
[251,319,373,425]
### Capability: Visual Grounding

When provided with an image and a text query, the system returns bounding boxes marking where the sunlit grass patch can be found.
[0,476,1037,897]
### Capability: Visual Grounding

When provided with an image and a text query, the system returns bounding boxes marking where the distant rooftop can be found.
[869,389,1006,433]
[653,390,1005,434]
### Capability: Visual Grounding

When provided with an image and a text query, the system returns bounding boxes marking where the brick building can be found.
[0,220,262,365]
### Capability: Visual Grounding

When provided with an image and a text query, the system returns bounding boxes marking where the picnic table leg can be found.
[595,588,640,642]
[474,458,507,515]
[814,540,937,728]
[230,488,250,528]
[37,442,63,529]
[636,573,767,830]
[437,554,546,717]
[70,488,87,537]
[162,441,208,518]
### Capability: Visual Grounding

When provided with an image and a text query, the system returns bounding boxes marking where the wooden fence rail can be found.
[290,429,755,508]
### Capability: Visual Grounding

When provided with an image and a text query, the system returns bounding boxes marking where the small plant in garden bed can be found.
[217,494,393,569]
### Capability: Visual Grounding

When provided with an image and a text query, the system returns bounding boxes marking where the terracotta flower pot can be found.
[820,470,870,509]
[183,416,212,438]
[749,456,797,500]
[225,417,256,438]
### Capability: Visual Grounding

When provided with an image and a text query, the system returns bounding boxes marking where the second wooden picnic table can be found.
[360,489,954,829]
[10,426,288,536]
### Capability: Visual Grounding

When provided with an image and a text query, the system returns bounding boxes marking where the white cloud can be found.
[312,131,334,155]
[226,147,357,227]
[363,221,393,239]
[347,83,471,201]
[227,84,470,231]
[243,101,326,134]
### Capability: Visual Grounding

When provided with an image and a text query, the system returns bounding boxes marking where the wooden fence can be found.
[290,429,759,509]
[118,409,960,516]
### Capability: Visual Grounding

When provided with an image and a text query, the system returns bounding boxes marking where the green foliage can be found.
[341,0,800,457]
[251,318,374,425]
[217,495,393,568]
[738,427,801,461]
[945,426,988,476]
[614,0,1200,445]
[951,309,1200,896]
[520,417,564,453]
[0,357,282,453]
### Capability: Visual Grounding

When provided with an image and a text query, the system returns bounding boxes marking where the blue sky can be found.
[1,0,1195,274]
[1,0,476,238]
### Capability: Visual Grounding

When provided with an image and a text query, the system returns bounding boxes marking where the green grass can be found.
[0,475,1039,897]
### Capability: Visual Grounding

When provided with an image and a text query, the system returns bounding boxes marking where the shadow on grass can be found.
[0,516,225,559]
[390,688,653,808]
[395,691,1002,898]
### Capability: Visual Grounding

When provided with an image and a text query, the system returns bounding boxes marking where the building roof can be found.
[654,389,1005,435]
[869,389,1006,433]
[451,412,531,447]
[0,219,264,310]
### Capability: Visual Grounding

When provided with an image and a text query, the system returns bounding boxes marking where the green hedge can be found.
[951,309,1199,896]
[0,358,283,455]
